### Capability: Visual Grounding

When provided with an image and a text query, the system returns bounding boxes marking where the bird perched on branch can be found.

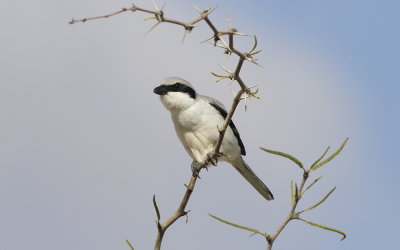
[153,77,273,200]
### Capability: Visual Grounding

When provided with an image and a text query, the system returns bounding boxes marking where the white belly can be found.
[170,100,240,164]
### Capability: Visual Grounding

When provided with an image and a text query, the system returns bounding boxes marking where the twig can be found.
[69,7,132,24]
[264,138,348,249]
[154,174,198,250]
[209,139,348,249]
[266,171,309,250]
[69,4,213,32]
[69,4,258,64]
[212,57,245,155]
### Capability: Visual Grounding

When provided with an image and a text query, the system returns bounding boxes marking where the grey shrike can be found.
[153,77,274,200]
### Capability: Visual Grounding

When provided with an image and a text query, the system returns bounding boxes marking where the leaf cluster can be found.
[210,138,349,248]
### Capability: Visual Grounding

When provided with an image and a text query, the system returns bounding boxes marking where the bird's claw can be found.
[191,153,220,178]
[207,153,218,166]
[191,160,202,178]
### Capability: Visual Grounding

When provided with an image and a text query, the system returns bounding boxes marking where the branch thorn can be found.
[145,21,161,35]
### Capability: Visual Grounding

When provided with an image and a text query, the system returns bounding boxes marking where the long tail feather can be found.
[232,158,274,200]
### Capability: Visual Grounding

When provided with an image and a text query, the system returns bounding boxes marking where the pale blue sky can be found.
[0,0,398,249]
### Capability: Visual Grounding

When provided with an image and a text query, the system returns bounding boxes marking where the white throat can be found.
[160,92,196,111]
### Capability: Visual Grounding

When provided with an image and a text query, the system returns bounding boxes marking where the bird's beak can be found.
[153,85,168,95]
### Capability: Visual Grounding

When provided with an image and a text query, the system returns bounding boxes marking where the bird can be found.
[153,77,273,200]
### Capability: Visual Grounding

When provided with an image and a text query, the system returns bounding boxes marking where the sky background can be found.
[0,0,399,249]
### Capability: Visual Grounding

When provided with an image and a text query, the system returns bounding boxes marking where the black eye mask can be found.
[153,83,196,99]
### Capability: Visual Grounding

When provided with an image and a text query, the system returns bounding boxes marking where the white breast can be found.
[170,98,241,164]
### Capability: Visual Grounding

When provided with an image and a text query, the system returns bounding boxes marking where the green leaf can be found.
[210,72,229,82]
[153,194,161,221]
[297,218,346,240]
[300,187,336,213]
[302,175,323,194]
[208,213,268,238]
[309,146,330,170]
[294,182,299,201]
[250,49,263,56]
[216,77,229,82]
[250,35,258,53]
[260,147,304,170]
[144,16,156,21]
[311,138,349,171]
[290,180,294,206]
[248,88,260,100]
[126,239,135,250]
[211,72,223,77]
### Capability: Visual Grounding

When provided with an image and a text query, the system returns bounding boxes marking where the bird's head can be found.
[154,77,197,111]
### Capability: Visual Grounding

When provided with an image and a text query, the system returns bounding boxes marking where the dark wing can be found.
[208,99,246,156]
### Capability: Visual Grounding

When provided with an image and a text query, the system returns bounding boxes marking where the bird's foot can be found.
[191,153,221,178]
[191,160,203,178]
[206,153,219,166]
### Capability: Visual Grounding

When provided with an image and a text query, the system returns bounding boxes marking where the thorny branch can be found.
[153,175,198,250]
[70,3,262,250]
